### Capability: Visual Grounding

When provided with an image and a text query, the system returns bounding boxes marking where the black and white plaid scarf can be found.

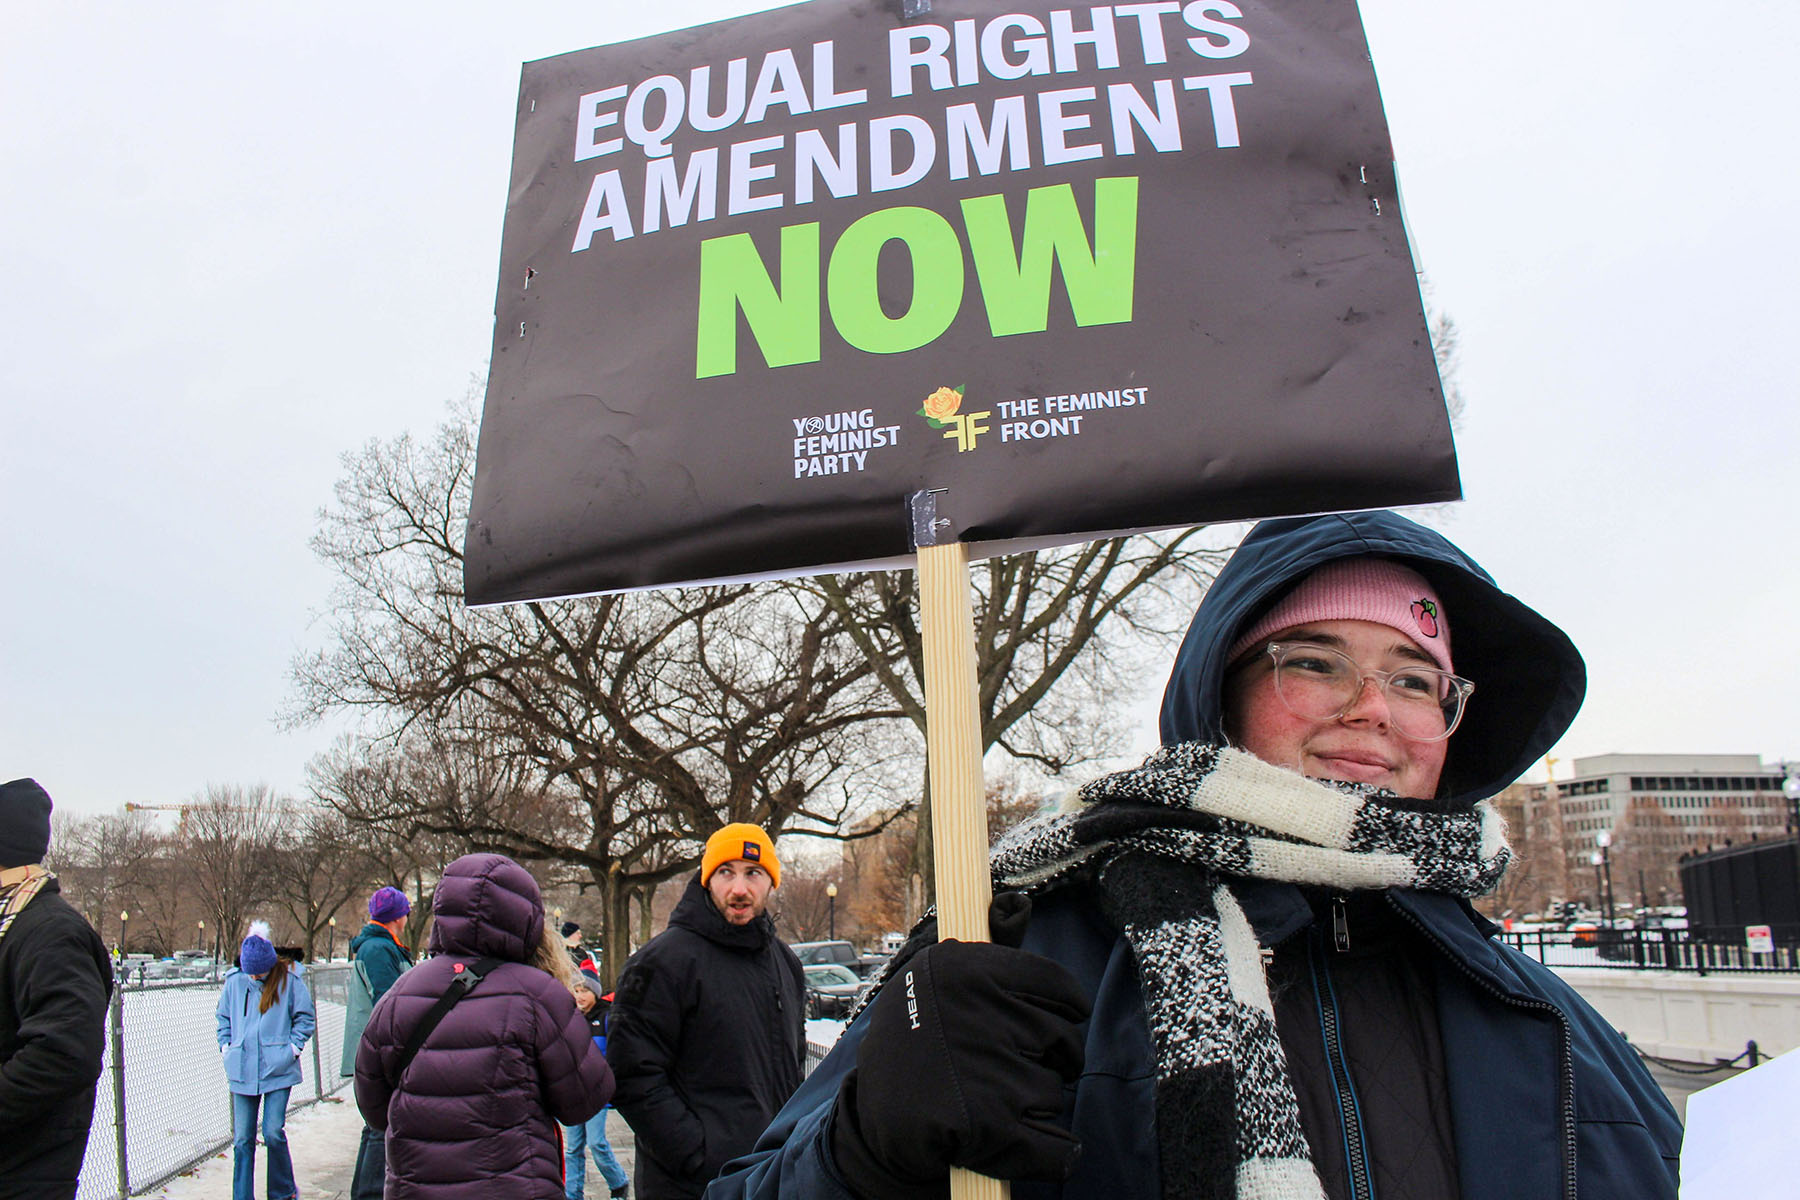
[881,742,1511,1200]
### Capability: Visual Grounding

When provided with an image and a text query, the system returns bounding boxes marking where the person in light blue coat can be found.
[215,926,315,1200]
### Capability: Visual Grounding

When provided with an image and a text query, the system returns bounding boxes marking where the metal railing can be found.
[1499,926,1800,974]
[77,963,354,1200]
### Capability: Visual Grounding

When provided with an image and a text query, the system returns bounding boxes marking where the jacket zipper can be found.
[1310,903,1373,1200]
[1386,897,1578,1200]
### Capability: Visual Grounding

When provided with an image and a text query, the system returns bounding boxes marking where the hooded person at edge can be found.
[707,510,1683,1200]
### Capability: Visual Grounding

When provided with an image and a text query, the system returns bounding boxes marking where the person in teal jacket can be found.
[342,886,414,1200]
[707,510,1682,1200]
[216,925,315,1200]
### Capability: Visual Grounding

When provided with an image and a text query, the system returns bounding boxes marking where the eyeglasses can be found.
[1258,642,1474,742]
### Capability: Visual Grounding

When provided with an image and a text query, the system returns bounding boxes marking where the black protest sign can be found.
[465,0,1459,605]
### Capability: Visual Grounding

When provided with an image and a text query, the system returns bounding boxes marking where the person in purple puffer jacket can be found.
[355,853,614,1199]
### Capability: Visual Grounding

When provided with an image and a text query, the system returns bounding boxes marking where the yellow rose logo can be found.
[919,385,965,428]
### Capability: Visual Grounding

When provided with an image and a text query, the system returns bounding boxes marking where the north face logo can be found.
[742,841,761,861]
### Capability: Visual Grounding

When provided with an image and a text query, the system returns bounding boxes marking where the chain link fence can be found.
[77,964,354,1200]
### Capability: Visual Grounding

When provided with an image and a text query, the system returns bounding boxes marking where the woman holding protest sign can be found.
[707,509,1681,1200]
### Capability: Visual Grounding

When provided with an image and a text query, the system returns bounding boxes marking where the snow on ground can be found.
[80,991,842,1200]
[144,1094,365,1200]
[77,971,353,1200]
[140,1099,644,1199]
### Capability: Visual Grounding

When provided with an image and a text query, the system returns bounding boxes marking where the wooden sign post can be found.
[914,488,1005,1200]
[917,536,1006,1200]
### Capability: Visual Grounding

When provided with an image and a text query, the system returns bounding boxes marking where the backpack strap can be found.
[392,957,503,1083]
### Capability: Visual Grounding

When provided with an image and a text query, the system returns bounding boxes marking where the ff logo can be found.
[918,384,991,453]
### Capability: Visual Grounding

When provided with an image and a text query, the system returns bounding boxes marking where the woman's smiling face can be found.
[1224,619,1450,799]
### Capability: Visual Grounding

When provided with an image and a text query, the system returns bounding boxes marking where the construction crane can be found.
[123,799,311,838]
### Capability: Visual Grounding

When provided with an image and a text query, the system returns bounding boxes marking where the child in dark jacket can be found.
[563,972,629,1199]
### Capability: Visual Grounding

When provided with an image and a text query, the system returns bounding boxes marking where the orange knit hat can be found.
[701,823,781,888]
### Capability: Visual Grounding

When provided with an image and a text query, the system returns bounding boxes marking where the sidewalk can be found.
[144,1096,637,1199]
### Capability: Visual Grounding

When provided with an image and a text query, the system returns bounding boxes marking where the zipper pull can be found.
[1332,896,1351,953]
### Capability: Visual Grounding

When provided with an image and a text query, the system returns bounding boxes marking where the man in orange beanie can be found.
[606,823,805,1199]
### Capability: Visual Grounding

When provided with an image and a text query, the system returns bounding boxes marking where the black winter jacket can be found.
[608,877,805,1199]
[0,878,114,1200]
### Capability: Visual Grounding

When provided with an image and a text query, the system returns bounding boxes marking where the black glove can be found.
[830,892,1090,1198]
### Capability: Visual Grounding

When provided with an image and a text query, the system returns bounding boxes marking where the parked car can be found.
[803,963,869,1018]
[789,939,885,979]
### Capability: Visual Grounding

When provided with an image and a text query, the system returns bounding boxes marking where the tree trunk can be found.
[636,882,656,950]
[595,864,632,994]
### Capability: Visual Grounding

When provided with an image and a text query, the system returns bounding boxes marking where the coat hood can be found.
[347,923,389,955]
[1159,510,1584,805]
[669,873,776,949]
[427,852,545,962]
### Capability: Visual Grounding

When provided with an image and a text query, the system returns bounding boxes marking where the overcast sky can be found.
[5,1,1797,818]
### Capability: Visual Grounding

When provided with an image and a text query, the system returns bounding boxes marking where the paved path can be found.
[145,1096,637,1199]
[129,1037,1716,1197]
[1643,1059,1745,1123]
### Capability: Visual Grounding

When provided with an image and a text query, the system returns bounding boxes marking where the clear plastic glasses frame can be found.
[1261,641,1475,742]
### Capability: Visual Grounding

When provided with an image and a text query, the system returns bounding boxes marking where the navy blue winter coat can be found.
[707,511,1682,1200]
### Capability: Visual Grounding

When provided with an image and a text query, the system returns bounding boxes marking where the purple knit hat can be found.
[240,933,278,975]
[1228,558,1452,672]
[368,886,411,923]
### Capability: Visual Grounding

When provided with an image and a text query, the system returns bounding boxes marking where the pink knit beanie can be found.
[1228,558,1452,672]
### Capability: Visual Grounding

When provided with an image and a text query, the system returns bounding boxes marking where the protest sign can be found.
[467,9,1458,1193]
[464,0,1458,605]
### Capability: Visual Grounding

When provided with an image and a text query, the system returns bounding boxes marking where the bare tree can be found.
[290,394,1230,977]
[264,808,386,960]
[130,851,197,957]
[184,783,286,952]
[49,808,164,950]
[774,870,843,944]
[811,534,1226,901]
[289,403,921,987]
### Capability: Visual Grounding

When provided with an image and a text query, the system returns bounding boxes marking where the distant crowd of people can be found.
[3,510,1684,1200]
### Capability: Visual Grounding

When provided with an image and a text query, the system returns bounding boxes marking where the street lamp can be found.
[826,883,838,941]
[197,919,205,953]
[1595,831,1616,930]
[1783,768,1800,936]
[1590,851,1604,916]
[328,916,338,961]
[119,910,130,960]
